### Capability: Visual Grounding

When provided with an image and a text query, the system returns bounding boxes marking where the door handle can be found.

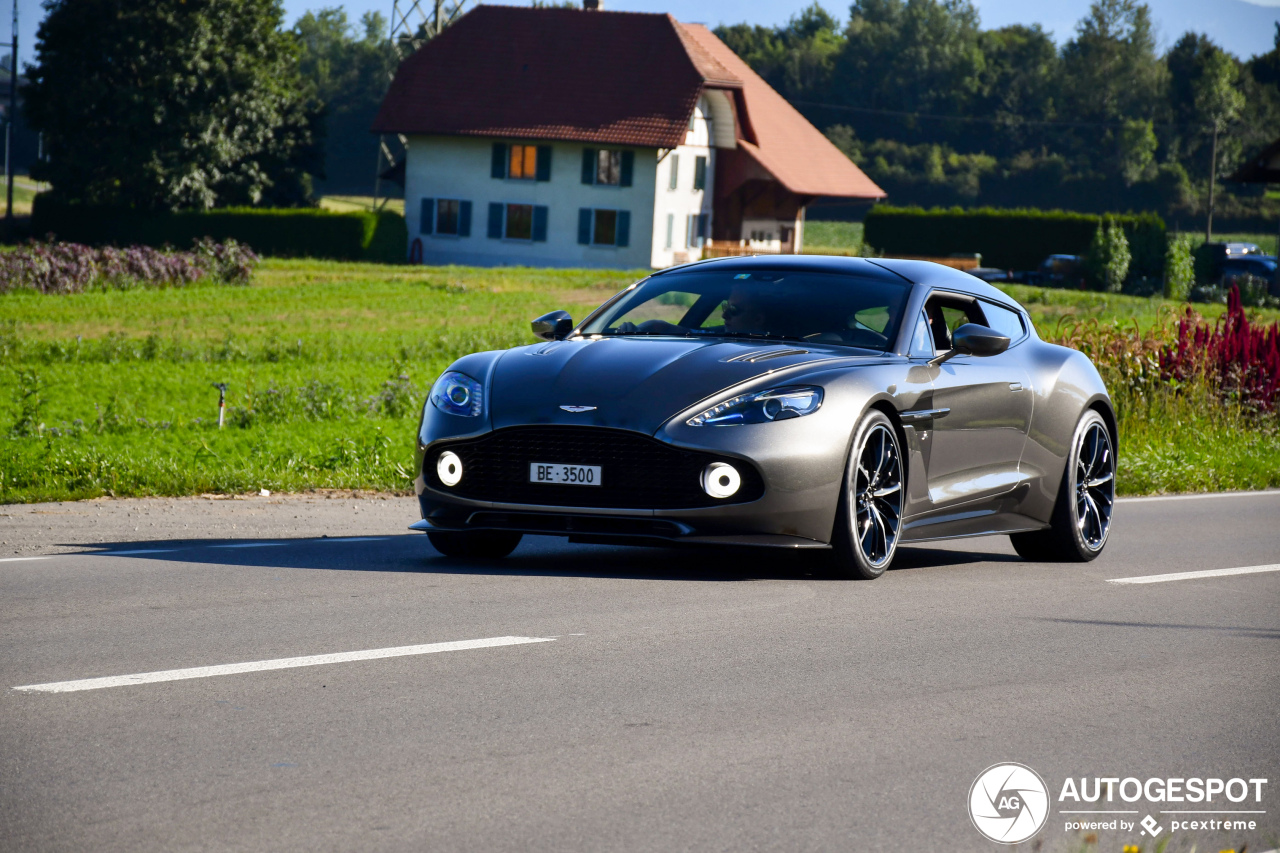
[1009,382,1025,392]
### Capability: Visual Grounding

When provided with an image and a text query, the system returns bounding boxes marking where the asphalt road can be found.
[1,491,1278,853]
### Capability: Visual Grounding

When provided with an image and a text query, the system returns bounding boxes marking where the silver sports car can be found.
[411,255,1116,579]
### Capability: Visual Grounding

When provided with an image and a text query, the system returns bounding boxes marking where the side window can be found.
[981,301,1026,343]
[923,294,985,352]
[908,311,934,358]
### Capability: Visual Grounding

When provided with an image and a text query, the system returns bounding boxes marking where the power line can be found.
[792,99,1212,131]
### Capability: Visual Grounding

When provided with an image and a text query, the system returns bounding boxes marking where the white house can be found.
[372,5,884,269]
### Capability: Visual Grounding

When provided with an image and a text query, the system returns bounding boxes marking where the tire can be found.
[826,410,905,580]
[1010,409,1115,562]
[427,530,523,559]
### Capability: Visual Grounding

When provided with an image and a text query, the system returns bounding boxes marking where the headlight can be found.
[429,371,484,418]
[687,386,823,426]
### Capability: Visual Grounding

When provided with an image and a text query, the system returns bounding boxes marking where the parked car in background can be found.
[1220,254,1279,296]
[967,267,1013,283]
[1033,255,1084,288]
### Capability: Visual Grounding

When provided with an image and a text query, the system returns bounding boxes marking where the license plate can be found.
[529,463,601,486]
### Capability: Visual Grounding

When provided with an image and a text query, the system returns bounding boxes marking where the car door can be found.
[918,292,1033,509]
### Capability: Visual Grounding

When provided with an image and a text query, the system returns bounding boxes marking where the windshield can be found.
[579,269,911,351]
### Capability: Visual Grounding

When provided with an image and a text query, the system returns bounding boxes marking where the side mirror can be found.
[532,310,574,341]
[928,323,1009,366]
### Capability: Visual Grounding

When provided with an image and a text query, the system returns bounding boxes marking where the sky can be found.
[7,0,1280,71]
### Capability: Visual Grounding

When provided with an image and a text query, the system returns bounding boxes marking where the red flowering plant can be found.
[1160,286,1280,414]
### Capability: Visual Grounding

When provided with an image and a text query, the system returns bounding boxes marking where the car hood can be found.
[488,336,872,434]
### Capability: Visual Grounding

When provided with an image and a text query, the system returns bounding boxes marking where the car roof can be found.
[654,254,1022,309]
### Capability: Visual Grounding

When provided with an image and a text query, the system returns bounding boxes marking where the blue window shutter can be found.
[491,144,507,179]
[458,201,472,237]
[532,206,548,242]
[420,198,434,235]
[578,208,592,245]
[535,146,552,182]
[699,213,709,240]
[487,203,503,239]
[620,151,634,187]
[694,156,707,191]
[616,210,630,247]
[581,149,596,184]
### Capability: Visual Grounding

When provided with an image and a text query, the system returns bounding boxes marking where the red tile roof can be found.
[372,6,707,148]
[373,5,884,199]
[678,23,885,200]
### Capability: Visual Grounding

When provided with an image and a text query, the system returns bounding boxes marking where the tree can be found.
[23,0,321,210]
[1192,47,1245,239]
[1163,234,1194,300]
[294,8,399,195]
[1085,220,1131,292]
[1059,0,1164,125]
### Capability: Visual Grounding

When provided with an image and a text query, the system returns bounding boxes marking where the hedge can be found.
[863,206,1166,275]
[30,197,408,263]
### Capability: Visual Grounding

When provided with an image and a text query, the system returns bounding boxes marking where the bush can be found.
[1163,234,1194,300]
[0,239,258,295]
[30,197,407,262]
[862,205,1165,273]
[1084,220,1131,292]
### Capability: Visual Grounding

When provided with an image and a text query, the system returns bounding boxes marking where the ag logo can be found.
[968,762,1050,844]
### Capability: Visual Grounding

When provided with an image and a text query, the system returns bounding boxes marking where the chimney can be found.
[583,0,600,9]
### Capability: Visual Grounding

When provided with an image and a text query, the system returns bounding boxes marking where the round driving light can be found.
[701,462,741,499]
[447,383,470,406]
[437,451,463,487]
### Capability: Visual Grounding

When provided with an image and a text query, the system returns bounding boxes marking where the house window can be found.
[420,197,472,237]
[668,154,679,190]
[577,208,631,247]
[593,210,617,245]
[509,145,538,180]
[581,148,634,187]
[597,150,621,186]
[693,156,707,191]
[487,202,549,242]
[491,143,551,181]
[437,199,460,235]
[665,213,674,250]
[686,213,707,248]
[506,204,533,240]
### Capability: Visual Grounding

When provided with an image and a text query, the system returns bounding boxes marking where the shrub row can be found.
[863,205,1166,274]
[0,239,258,295]
[30,197,407,263]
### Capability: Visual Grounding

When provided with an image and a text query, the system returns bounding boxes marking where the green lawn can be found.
[1,258,1277,503]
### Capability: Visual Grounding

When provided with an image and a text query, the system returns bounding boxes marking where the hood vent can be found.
[721,348,809,364]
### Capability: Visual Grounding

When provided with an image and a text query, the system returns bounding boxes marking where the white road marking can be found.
[13,636,556,694]
[209,542,286,549]
[1107,564,1280,585]
[1120,490,1280,503]
[0,557,49,563]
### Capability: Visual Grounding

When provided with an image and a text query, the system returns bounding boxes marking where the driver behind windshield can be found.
[616,284,781,336]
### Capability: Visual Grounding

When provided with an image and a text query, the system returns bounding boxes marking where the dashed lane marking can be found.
[13,636,556,694]
[1107,564,1280,585]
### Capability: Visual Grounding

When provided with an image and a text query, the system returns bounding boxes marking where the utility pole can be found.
[1205,125,1218,245]
[4,0,16,239]
[373,0,469,211]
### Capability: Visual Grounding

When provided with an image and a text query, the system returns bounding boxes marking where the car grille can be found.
[426,426,763,509]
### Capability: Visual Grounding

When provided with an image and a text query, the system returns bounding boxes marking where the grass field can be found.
[2,258,1277,503]
[0,176,41,217]
[318,195,406,216]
